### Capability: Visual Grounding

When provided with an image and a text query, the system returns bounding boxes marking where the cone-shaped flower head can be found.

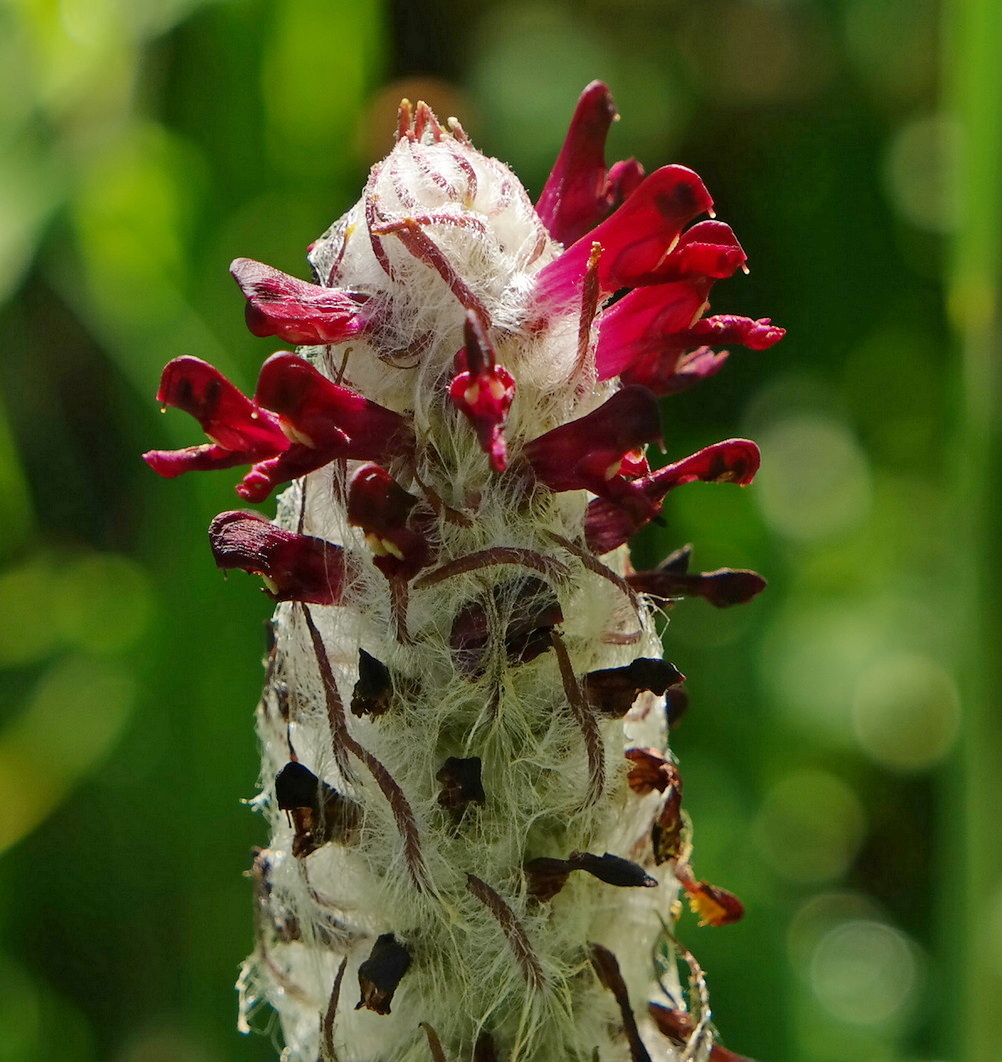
[145,84,781,1062]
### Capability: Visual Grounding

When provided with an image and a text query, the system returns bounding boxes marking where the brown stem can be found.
[550,630,604,806]
[466,874,544,989]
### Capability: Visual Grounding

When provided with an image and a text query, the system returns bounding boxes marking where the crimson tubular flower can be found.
[145,83,782,1062]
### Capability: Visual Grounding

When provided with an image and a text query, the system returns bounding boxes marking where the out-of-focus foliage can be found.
[1,0,988,1060]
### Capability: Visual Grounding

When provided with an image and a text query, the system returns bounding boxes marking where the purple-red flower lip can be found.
[230,258,371,345]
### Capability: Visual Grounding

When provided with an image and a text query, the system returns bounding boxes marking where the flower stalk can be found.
[146,83,781,1062]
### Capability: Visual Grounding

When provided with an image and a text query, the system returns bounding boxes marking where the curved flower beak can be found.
[208,510,348,604]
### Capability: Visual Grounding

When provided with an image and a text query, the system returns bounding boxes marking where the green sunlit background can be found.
[2,0,999,1060]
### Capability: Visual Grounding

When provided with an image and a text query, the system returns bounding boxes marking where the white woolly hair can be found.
[238,116,689,1062]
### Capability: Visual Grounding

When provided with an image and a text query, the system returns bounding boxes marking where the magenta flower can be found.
[535,80,645,246]
[448,310,516,472]
[346,464,434,580]
[145,83,781,1062]
[142,356,288,477]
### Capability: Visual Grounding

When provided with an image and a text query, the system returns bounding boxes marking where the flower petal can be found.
[157,355,286,450]
[347,464,433,580]
[584,438,761,553]
[595,281,708,380]
[449,311,516,472]
[536,165,714,301]
[654,219,747,283]
[688,313,786,350]
[622,345,731,396]
[143,356,288,478]
[255,352,412,459]
[535,81,645,247]
[230,258,371,344]
[524,386,662,509]
[208,510,348,604]
[237,353,415,502]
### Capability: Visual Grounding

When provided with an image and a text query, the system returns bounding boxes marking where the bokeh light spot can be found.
[761,602,878,744]
[883,113,958,234]
[756,414,871,542]
[851,652,960,771]
[753,769,866,884]
[0,557,60,667]
[53,552,154,654]
[0,655,134,852]
[809,920,919,1025]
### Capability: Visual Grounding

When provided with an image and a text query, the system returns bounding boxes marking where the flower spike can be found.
[145,85,778,1062]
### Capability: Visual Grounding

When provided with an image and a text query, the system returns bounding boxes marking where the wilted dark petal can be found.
[449,311,516,471]
[347,464,432,580]
[473,1033,498,1062]
[436,756,486,814]
[450,577,562,676]
[274,761,361,856]
[567,851,658,888]
[275,761,325,810]
[450,597,489,675]
[584,439,761,553]
[351,649,393,717]
[584,658,685,717]
[143,357,289,479]
[355,933,412,1015]
[536,166,714,301]
[651,785,685,865]
[595,281,708,380]
[524,386,662,510]
[535,81,645,247]
[625,747,679,796]
[525,851,656,899]
[230,258,371,344]
[208,510,347,604]
[524,857,574,901]
[628,566,767,607]
[682,878,746,927]
[666,685,689,729]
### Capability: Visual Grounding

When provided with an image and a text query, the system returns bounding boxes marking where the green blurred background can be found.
[1,0,999,1059]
